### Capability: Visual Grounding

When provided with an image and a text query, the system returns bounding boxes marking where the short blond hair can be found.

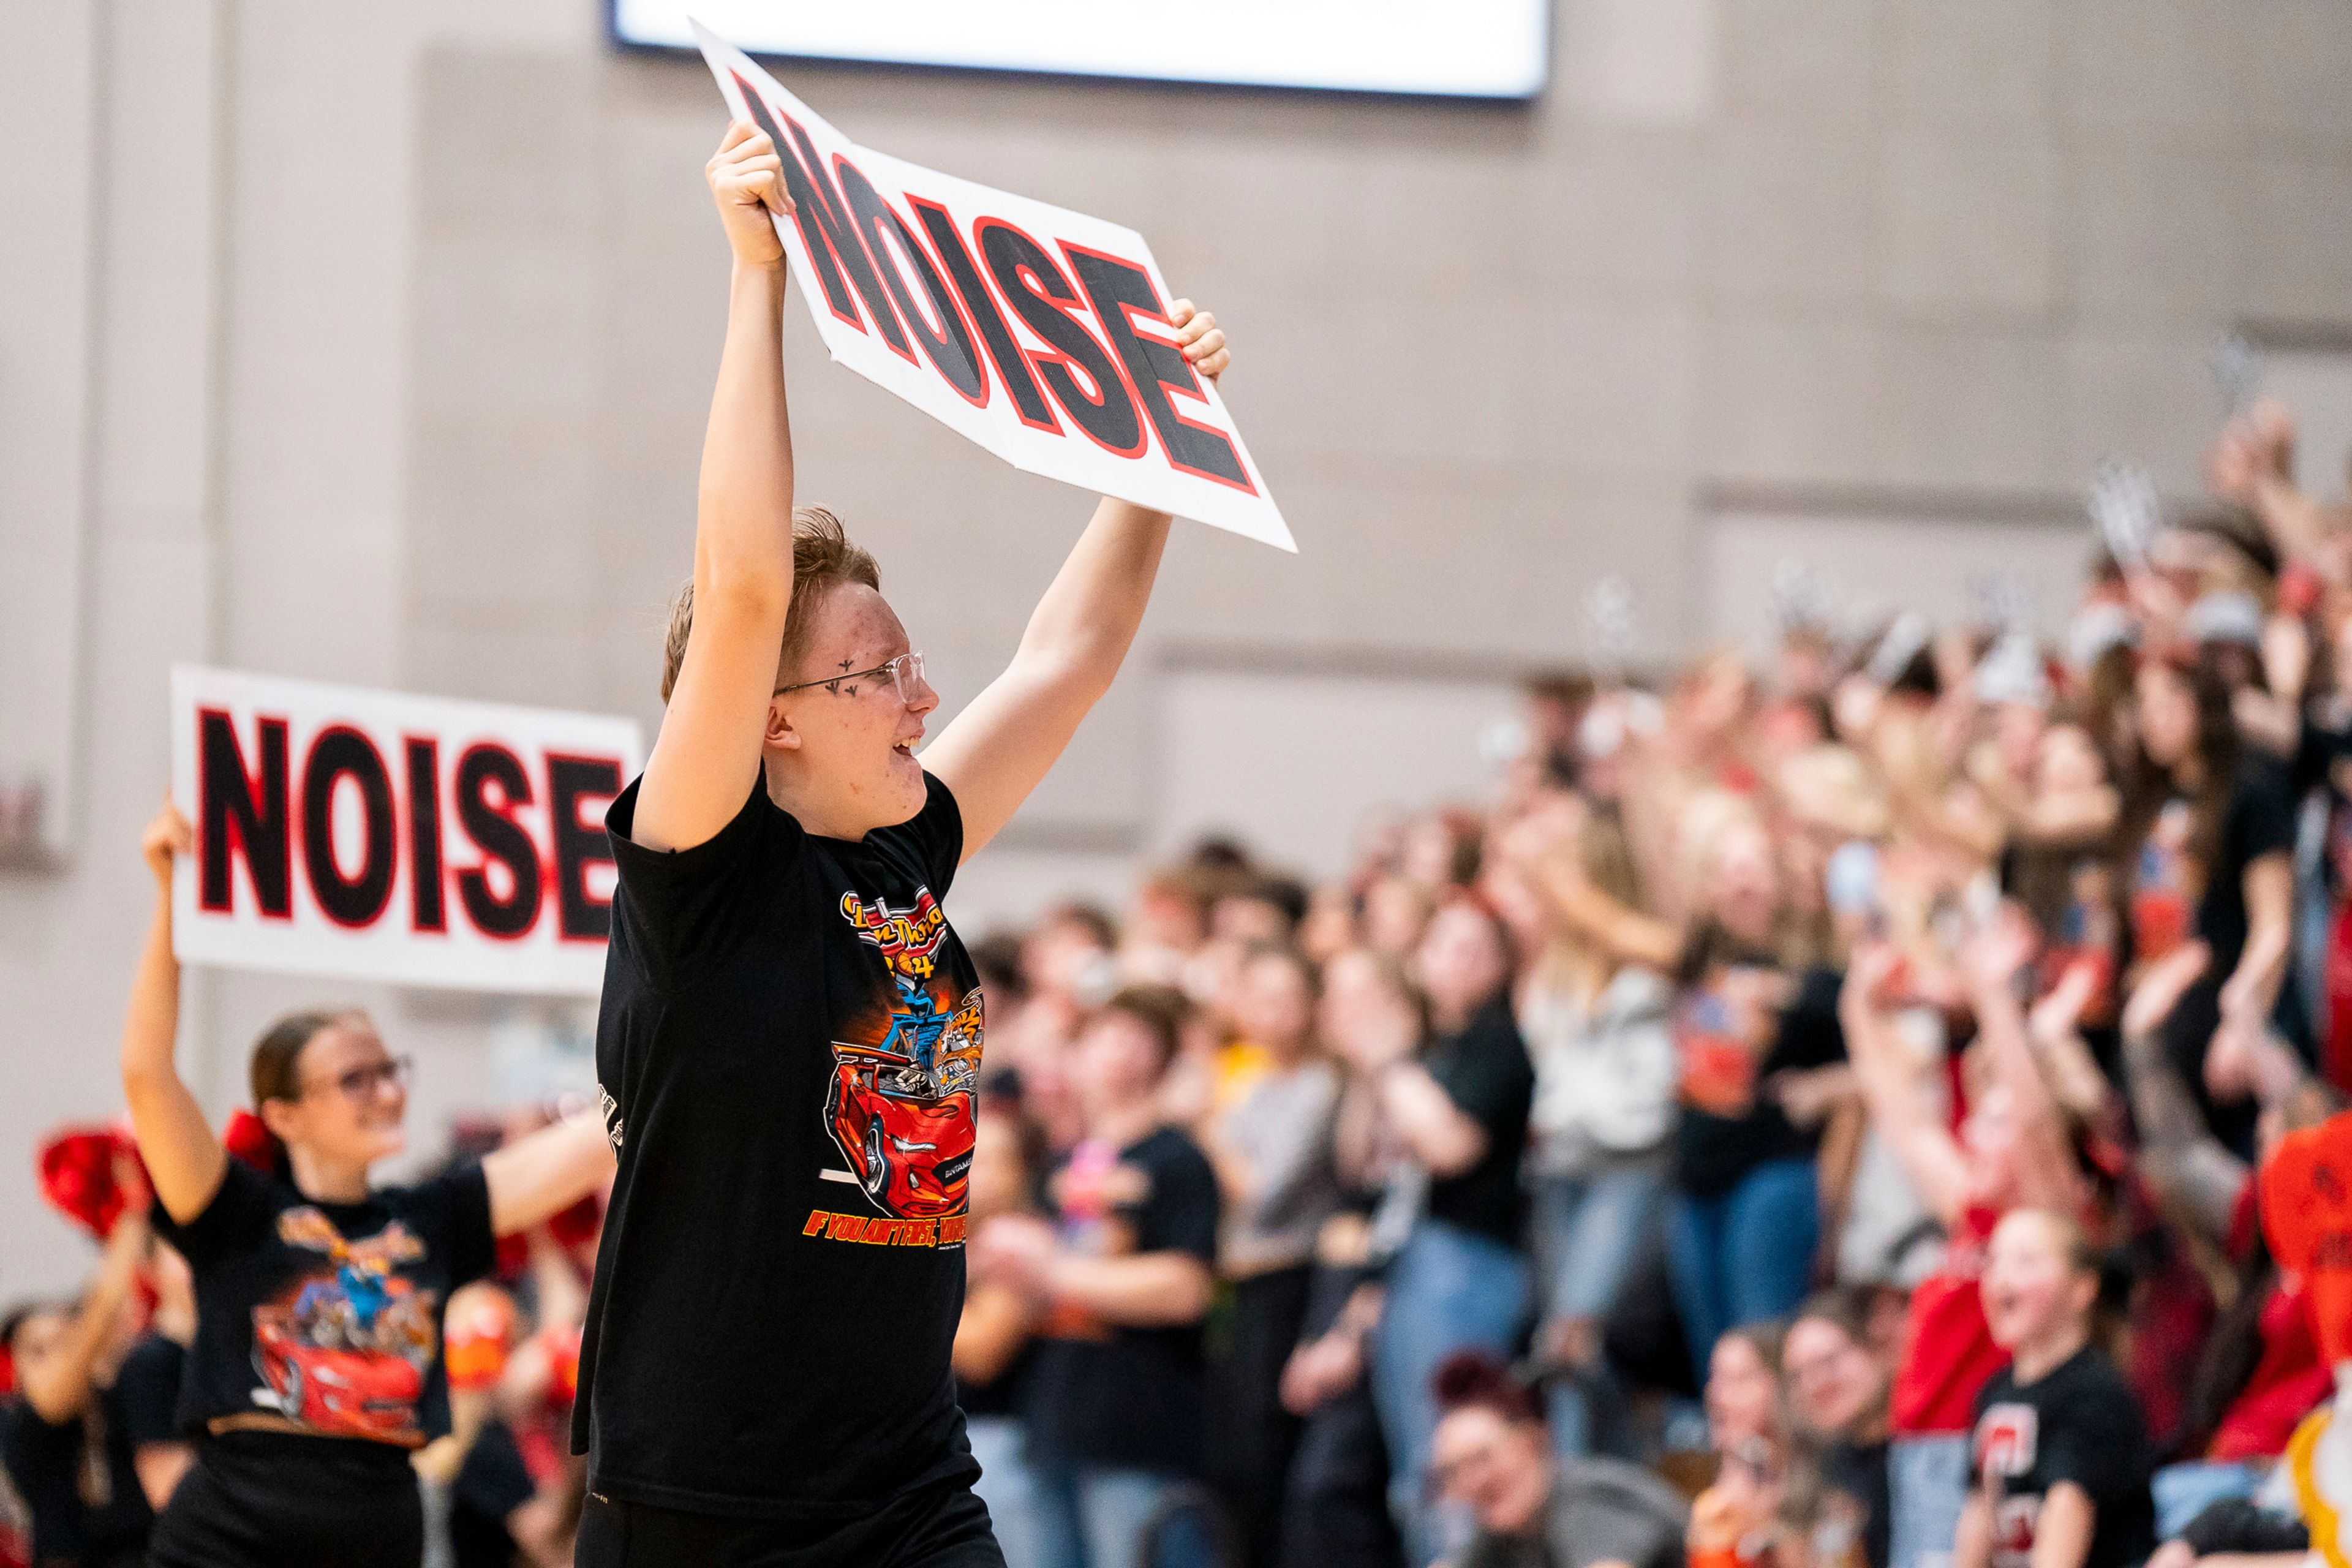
[660,507,880,702]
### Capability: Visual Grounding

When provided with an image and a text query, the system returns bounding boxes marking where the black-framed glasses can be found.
[775,650,925,704]
[307,1055,413,1102]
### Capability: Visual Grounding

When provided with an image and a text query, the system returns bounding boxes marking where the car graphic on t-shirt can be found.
[248,1208,440,1444]
[825,979,980,1219]
[252,1303,427,1442]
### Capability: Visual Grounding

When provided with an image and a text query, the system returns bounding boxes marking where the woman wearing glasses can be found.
[561,122,1230,1567]
[118,803,616,1568]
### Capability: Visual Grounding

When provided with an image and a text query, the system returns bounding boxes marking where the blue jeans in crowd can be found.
[968,1415,1044,1568]
[2151,1460,2268,1540]
[1526,1163,1666,1461]
[1029,1460,1210,1568]
[1666,1156,1819,1374]
[1371,1216,1533,1567]
[1888,1431,1970,1568]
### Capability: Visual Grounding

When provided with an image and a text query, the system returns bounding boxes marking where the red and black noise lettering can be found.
[546,754,622,941]
[199,709,293,918]
[300,726,396,929]
[910,198,1057,430]
[404,739,447,933]
[453,744,541,940]
[1065,246,1254,492]
[979,221,1143,455]
[736,78,913,358]
[835,157,987,402]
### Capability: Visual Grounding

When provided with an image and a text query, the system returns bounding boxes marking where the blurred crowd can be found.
[16,393,2352,1568]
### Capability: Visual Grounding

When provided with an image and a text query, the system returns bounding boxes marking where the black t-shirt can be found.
[1,1383,153,1564]
[2194,757,2297,979]
[449,1417,537,1568]
[151,1156,494,1448]
[1420,1000,1535,1245]
[112,1333,183,1453]
[576,774,984,1518]
[1674,967,1846,1197]
[1970,1346,2154,1568]
[1023,1126,1221,1476]
[1826,1436,1891,1568]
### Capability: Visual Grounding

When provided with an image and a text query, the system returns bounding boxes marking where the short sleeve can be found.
[2038,1382,2147,1507]
[401,1166,498,1291]
[151,1155,280,1268]
[1127,1137,1219,1267]
[898,771,965,895]
[1433,1014,1536,1138]
[1766,968,1849,1073]
[113,1337,186,1447]
[2232,762,2299,867]
[605,777,801,990]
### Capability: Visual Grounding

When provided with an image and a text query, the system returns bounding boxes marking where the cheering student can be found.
[566,119,1232,1567]
[1952,1211,2154,1568]
[121,805,616,1568]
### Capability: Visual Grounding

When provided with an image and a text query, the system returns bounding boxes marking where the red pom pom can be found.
[36,1126,148,1239]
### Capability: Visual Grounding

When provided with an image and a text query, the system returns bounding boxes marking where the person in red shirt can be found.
[1842,916,2089,1568]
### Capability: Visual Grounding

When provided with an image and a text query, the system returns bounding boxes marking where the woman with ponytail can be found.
[119,803,616,1568]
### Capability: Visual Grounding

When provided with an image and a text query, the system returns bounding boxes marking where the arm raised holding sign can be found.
[120,801,611,1227]
[924,301,1226,860]
[646,123,1230,855]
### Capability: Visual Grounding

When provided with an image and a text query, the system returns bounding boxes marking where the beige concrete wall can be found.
[5,0,2352,1293]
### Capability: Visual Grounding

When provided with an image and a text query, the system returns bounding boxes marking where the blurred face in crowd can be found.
[1782,1316,1883,1441]
[1235,949,1314,1058]
[1416,902,1510,1030]
[1321,948,1421,1067]
[770,581,939,832]
[2035,722,2105,796]
[1958,1080,2028,1210]
[263,1016,409,1169]
[1212,894,1291,948]
[1402,815,1466,890]
[1704,821,1782,950]
[1362,875,1433,959]
[2136,662,2198,771]
[1071,1008,1166,1120]
[7,1308,71,1387]
[1705,1334,1779,1451]
[1992,701,2047,780]
[1125,881,1205,959]
[1023,913,1112,1009]
[967,1117,1027,1223]
[1981,1210,2096,1354]
[1430,1404,1551,1538]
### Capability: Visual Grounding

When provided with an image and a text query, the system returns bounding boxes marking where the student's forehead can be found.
[309,1020,386,1067]
[812,584,909,660]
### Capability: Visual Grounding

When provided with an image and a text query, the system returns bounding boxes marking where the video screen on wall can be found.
[612,0,1550,99]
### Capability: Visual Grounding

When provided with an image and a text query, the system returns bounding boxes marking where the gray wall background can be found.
[5,0,2351,1293]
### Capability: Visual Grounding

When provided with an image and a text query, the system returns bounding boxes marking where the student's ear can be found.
[764,698,801,752]
[257,1096,302,1145]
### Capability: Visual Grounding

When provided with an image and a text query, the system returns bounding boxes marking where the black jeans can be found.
[1210,1264,1314,1568]
[575,1479,1004,1568]
[149,1431,423,1568]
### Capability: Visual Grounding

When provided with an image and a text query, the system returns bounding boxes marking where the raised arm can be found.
[631,121,799,854]
[17,1199,150,1425]
[481,1111,615,1237]
[120,802,228,1226]
[922,304,1227,861]
[2118,941,2247,1242]
[1839,944,1971,1226]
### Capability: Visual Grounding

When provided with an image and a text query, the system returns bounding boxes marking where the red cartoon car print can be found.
[253,1305,425,1442]
[827,1050,976,1219]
